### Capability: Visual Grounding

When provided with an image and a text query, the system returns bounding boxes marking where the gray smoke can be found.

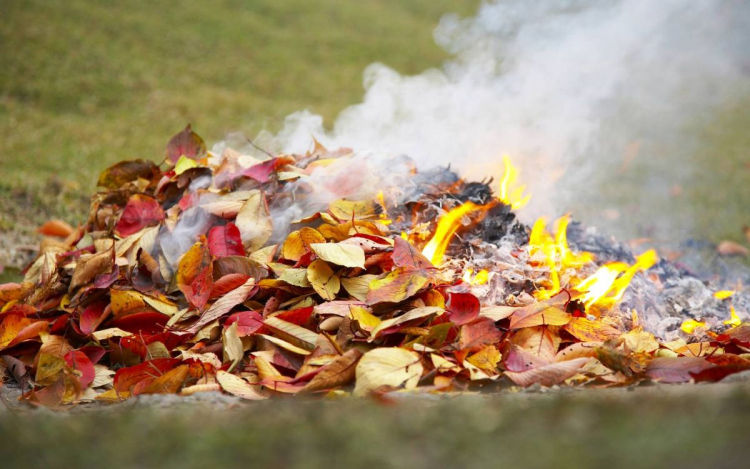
[263,0,749,236]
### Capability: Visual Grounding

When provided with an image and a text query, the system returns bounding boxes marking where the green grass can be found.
[0,0,477,255]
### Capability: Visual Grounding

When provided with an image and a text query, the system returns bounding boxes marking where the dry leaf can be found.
[307,259,340,301]
[235,190,273,253]
[302,349,363,393]
[354,348,423,396]
[310,242,366,269]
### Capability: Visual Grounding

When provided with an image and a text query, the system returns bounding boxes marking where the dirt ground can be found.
[2,377,750,468]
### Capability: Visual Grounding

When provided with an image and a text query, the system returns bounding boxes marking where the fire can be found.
[529,214,657,311]
[463,268,490,285]
[681,319,707,334]
[498,155,531,209]
[724,306,742,328]
[421,202,483,265]
[714,290,735,300]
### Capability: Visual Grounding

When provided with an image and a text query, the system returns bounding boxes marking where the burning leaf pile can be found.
[1,125,749,407]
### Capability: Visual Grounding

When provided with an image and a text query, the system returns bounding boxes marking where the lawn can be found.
[0,0,477,277]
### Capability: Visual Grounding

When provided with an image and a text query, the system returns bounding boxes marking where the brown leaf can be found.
[70,249,114,292]
[459,318,504,351]
[140,365,190,394]
[191,278,255,332]
[392,237,433,270]
[97,159,158,189]
[504,357,590,387]
[302,349,363,393]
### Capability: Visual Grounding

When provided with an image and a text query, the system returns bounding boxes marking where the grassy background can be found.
[0,0,477,274]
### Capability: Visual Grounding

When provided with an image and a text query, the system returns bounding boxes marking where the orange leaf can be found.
[366,268,430,305]
[176,236,214,310]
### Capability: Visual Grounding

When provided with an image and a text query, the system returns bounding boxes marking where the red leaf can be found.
[225,311,264,337]
[691,354,750,382]
[446,292,480,326]
[78,345,106,365]
[392,237,434,270]
[79,300,108,335]
[113,358,182,393]
[64,350,96,388]
[210,274,252,299]
[115,194,165,237]
[275,306,314,326]
[240,157,294,183]
[208,223,246,258]
[458,318,504,351]
[112,312,170,335]
[165,124,207,164]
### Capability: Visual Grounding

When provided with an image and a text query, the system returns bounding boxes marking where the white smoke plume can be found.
[257,0,749,236]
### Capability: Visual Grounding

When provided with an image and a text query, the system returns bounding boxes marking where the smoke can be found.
[262,0,749,237]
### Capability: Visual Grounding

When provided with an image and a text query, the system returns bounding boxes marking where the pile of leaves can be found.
[1,126,750,408]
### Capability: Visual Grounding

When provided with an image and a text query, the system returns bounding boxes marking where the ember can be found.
[1,125,749,407]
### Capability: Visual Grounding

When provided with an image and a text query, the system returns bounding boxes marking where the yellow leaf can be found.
[329,199,380,221]
[259,334,312,356]
[216,370,268,400]
[621,328,659,354]
[279,268,311,288]
[223,322,244,371]
[354,348,423,396]
[340,275,376,301]
[310,243,365,269]
[174,155,199,175]
[35,353,66,386]
[91,328,133,341]
[466,345,501,373]
[110,289,146,317]
[235,190,273,252]
[349,305,381,331]
[366,268,430,305]
[141,365,190,394]
[282,227,325,261]
[264,316,318,350]
[307,259,340,301]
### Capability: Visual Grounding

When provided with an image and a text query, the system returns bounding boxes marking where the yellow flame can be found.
[681,319,707,334]
[473,269,490,285]
[714,290,736,300]
[723,305,741,328]
[462,268,473,283]
[498,155,531,209]
[421,202,483,265]
[574,250,658,309]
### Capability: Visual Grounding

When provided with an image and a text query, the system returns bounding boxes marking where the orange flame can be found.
[498,155,531,209]
[421,202,483,265]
